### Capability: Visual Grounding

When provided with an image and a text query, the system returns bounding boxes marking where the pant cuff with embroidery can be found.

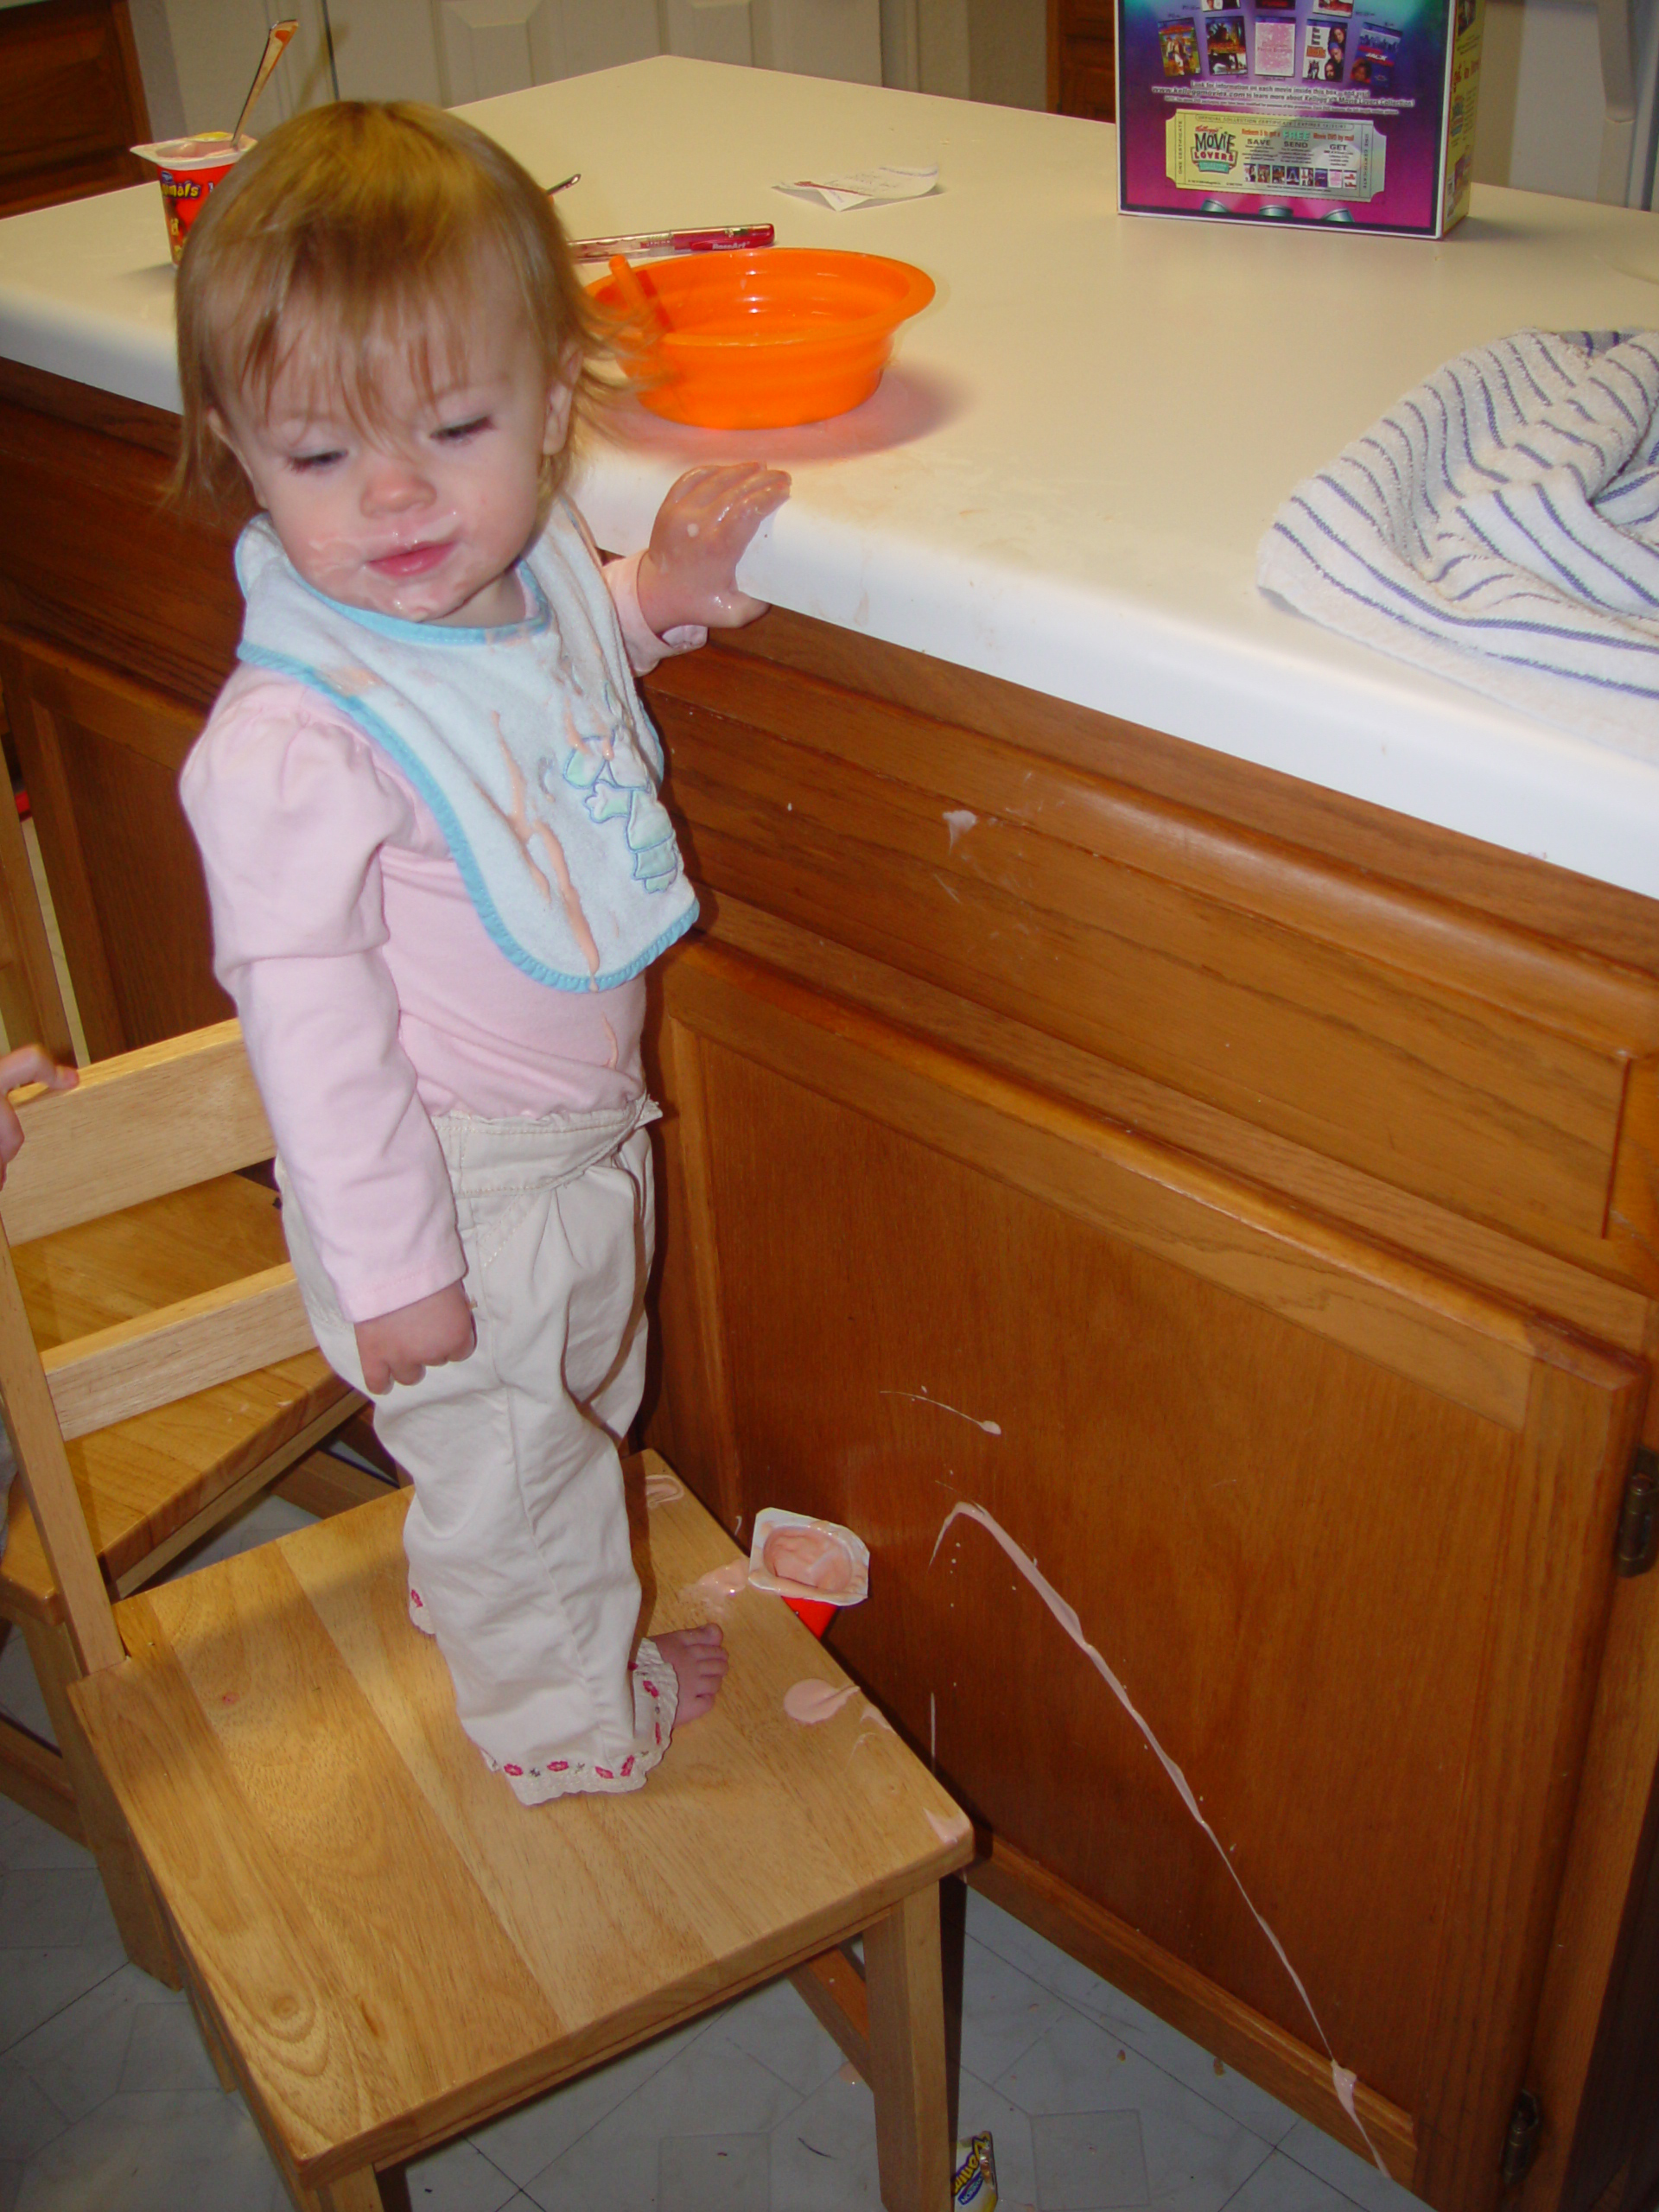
[278,1096,671,1802]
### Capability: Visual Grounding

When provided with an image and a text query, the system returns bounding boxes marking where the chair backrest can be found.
[0,1023,317,1672]
[0,712,74,1067]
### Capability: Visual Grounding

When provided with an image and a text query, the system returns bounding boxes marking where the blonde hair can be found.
[173,100,606,517]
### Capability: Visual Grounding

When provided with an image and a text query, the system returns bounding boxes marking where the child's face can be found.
[213,260,574,628]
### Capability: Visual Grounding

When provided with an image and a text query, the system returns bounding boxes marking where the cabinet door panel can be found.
[0,398,241,709]
[0,0,149,218]
[650,941,1645,2209]
[0,632,227,1055]
[1053,0,1116,118]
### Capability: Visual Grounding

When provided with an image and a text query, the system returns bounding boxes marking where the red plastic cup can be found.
[130,134,253,264]
[784,1595,836,1638]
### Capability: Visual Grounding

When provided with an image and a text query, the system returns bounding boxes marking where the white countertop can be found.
[3,56,1659,898]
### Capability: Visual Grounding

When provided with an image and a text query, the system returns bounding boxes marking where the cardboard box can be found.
[1116,0,1485,236]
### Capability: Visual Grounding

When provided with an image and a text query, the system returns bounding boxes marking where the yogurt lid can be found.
[131,133,253,170]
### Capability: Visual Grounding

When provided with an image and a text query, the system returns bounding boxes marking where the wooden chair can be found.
[0,932,365,1983]
[0,1169,365,1979]
[0,640,368,1935]
[1,1021,972,2211]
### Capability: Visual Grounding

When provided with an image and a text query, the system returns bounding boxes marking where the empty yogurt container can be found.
[131,134,253,263]
[748,1507,870,1635]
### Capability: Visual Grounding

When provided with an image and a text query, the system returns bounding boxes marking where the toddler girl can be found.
[176,101,788,1802]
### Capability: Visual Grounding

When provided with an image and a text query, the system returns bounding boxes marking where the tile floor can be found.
[0,1498,1433,2212]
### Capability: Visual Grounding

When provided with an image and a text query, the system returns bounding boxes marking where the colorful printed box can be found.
[1118,0,1485,235]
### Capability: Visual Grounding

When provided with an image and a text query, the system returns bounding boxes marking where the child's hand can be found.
[0,1045,77,1188]
[355,1281,476,1395]
[636,462,791,637]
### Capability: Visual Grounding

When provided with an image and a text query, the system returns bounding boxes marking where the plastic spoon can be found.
[232,19,299,149]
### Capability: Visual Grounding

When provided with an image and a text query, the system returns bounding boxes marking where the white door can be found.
[436,0,880,99]
[153,0,883,132]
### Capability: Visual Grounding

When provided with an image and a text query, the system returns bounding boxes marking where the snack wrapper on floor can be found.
[953,2131,998,2209]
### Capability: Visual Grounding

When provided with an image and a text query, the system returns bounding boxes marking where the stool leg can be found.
[281,2156,385,2210]
[315,2171,385,2212]
[865,1885,952,2212]
[20,1616,177,1986]
[224,2042,387,2212]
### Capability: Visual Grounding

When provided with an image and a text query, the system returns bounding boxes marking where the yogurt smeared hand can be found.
[636,461,791,635]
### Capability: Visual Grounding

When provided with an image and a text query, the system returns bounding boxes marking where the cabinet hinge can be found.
[1616,1448,1659,1579]
[1502,2090,1542,2190]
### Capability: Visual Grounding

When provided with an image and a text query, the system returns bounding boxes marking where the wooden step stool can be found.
[73,1454,971,2209]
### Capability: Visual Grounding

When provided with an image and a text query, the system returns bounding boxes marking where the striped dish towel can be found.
[1257,329,1659,760]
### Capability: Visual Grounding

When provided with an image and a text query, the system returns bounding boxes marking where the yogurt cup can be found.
[131,134,254,264]
[748,1508,870,1635]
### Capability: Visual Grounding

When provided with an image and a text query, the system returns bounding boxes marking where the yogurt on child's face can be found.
[214,258,574,629]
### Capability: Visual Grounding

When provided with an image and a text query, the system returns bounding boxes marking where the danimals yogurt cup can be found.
[748,1509,870,1635]
[131,134,253,264]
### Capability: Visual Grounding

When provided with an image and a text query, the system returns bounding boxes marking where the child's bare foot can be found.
[658,1624,728,1722]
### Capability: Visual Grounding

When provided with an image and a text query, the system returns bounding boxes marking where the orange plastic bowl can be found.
[588,248,935,429]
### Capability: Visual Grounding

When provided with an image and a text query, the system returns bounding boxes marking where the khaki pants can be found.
[278,1098,677,1804]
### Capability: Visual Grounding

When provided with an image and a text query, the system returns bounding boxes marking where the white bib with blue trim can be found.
[235,500,697,994]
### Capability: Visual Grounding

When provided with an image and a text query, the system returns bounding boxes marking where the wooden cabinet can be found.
[651,938,1645,2200]
[2,355,1658,2212]
[0,632,231,1060]
[636,610,1659,2212]
[0,0,151,219]
[1049,0,1116,119]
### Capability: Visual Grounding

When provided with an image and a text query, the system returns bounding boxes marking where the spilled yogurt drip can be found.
[682,1559,749,1608]
[931,1498,1387,2173]
[881,1387,1001,1437]
[850,1701,897,1758]
[645,1469,685,1509]
[784,1680,860,1725]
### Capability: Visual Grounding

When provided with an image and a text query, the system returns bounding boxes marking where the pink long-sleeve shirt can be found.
[181,553,700,1324]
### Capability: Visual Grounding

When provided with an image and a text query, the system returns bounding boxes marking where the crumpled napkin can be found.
[775,162,939,212]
